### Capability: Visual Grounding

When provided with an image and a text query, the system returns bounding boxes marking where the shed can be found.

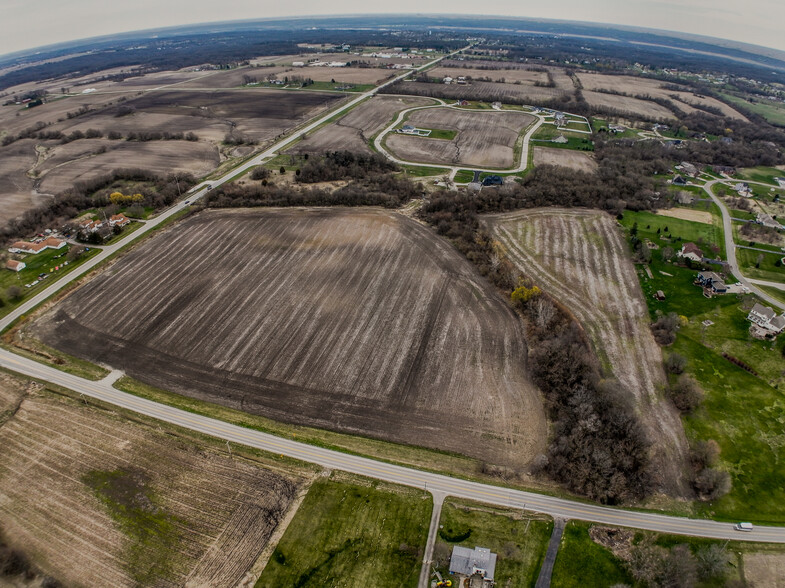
[5,259,25,272]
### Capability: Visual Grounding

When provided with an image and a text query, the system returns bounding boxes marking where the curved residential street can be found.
[702,179,785,311]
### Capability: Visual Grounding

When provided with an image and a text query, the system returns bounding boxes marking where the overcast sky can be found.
[1,0,783,57]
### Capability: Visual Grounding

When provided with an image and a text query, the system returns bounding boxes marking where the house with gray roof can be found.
[450,546,497,585]
[747,303,785,335]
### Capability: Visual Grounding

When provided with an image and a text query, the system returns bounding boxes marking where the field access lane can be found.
[1,349,783,543]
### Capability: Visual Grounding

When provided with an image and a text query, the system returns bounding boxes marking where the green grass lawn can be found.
[0,244,99,319]
[759,285,785,305]
[399,164,449,177]
[736,166,785,185]
[720,93,785,126]
[532,125,594,151]
[736,247,785,283]
[618,210,725,260]
[256,474,431,588]
[396,127,457,140]
[433,499,552,588]
[551,522,634,588]
[454,169,475,183]
[618,216,785,523]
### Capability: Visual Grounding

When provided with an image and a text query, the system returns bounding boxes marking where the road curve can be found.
[702,179,785,311]
[0,350,783,542]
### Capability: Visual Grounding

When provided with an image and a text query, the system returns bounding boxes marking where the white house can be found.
[678,242,704,263]
[9,236,66,255]
[5,259,25,272]
[747,303,785,334]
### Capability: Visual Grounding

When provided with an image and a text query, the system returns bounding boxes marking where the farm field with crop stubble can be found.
[385,108,534,168]
[0,373,302,588]
[286,95,436,154]
[577,73,746,120]
[533,147,597,172]
[33,208,546,468]
[581,90,677,120]
[389,80,568,104]
[486,208,690,492]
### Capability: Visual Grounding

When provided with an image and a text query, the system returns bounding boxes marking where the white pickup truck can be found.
[734,522,753,532]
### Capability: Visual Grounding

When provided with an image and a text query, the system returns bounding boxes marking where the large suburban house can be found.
[756,212,783,230]
[679,161,699,177]
[696,271,727,293]
[8,236,66,255]
[79,219,103,233]
[747,303,785,335]
[679,242,704,263]
[449,546,497,586]
[5,259,25,272]
[109,213,131,228]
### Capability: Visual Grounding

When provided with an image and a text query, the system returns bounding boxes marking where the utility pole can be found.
[226,440,232,458]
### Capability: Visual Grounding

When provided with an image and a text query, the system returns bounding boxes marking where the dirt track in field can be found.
[486,208,690,494]
[0,382,300,588]
[287,95,435,155]
[385,108,534,169]
[32,208,546,469]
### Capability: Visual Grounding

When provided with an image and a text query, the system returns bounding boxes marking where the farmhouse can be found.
[109,213,131,228]
[79,219,103,233]
[398,125,431,137]
[747,303,785,335]
[8,237,67,255]
[695,271,727,293]
[449,546,497,586]
[678,242,703,263]
[5,259,25,272]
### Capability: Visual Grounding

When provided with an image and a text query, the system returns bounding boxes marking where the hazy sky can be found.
[1,0,783,57]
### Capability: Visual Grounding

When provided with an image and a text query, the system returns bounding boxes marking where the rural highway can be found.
[3,44,785,547]
[1,349,783,543]
[702,179,785,311]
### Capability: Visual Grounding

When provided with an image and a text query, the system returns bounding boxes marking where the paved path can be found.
[418,491,446,588]
[535,518,566,588]
[702,179,785,311]
[1,349,784,542]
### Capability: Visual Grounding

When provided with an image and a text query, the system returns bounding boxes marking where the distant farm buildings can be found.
[5,259,25,272]
[398,125,432,137]
[8,236,67,255]
[449,546,497,586]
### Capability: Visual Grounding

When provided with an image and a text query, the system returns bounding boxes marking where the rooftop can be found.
[449,546,497,581]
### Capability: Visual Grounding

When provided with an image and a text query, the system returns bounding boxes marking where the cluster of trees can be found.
[0,169,195,243]
[204,172,420,209]
[2,126,198,147]
[420,196,651,502]
[296,150,398,183]
[626,539,731,588]
[0,531,61,588]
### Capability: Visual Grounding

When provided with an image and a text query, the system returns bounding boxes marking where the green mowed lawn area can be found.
[257,474,431,588]
[618,216,785,522]
[676,334,785,523]
[453,169,475,183]
[736,166,785,185]
[736,247,785,283]
[551,522,633,587]
[760,285,785,305]
[721,93,785,126]
[618,209,725,262]
[433,499,552,587]
[532,125,594,151]
[0,244,99,319]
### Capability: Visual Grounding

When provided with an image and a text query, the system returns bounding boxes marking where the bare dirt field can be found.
[32,208,546,468]
[439,61,575,90]
[288,67,395,85]
[0,139,49,225]
[286,95,435,154]
[385,107,534,168]
[393,80,568,104]
[577,73,746,121]
[582,90,677,120]
[486,208,690,492]
[743,553,785,587]
[36,139,220,194]
[655,208,713,224]
[0,380,301,588]
[533,147,597,173]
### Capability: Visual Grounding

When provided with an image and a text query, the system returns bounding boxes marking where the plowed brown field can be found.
[385,108,534,168]
[33,208,546,468]
[486,209,689,492]
[287,95,435,154]
[0,383,300,587]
